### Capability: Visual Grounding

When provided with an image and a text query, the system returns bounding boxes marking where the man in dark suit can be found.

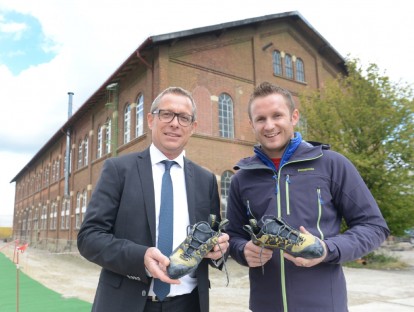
[77,86,229,312]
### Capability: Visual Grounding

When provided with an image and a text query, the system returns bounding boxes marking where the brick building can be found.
[11,11,346,252]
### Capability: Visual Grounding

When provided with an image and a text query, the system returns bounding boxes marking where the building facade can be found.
[11,11,346,252]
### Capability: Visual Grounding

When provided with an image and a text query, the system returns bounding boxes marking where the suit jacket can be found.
[77,147,221,312]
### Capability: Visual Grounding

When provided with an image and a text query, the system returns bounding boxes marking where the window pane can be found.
[78,141,83,168]
[84,137,89,165]
[285,54,293,79]
[296,58,305,82]
[97,126,102,158]
[61,201,65,230]
[124,104,131,144]
[218,93,234,138]
[82,190,87,223]
[56,159,60,180]
[65,200,70,229]
[136,94,144,137]
[76,192,81,229]
[105,118,112,154]
[220,171,234,218]
[273,51,282,76]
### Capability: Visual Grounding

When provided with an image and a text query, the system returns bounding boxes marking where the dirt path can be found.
[2,242,414,311]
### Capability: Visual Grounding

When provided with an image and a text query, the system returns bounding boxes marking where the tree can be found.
[299,59,414,235]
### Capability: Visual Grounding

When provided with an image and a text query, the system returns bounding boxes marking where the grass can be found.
[0,252,92,312]
[344,251,410,270]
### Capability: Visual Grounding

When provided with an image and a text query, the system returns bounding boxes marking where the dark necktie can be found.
[153,160,175,301]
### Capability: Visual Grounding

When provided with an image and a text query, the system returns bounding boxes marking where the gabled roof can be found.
[11,10,346,182]
[148,10,345,66]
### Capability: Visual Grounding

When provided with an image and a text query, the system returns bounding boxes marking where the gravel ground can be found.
[1,242,414,311]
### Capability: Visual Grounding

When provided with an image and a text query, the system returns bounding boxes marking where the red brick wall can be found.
[12,18,343,246]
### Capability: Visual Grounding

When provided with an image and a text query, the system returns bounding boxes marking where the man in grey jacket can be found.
[226,82,389,312]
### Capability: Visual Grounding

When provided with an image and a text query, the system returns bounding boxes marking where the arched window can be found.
[60,201,66,230]
[55,159,60,181]
[41,204,47,230]
[296,58,305,82]
[44,165,49,187]
[273,50,282,76]
[65,199,70,229]
[22,213,27,232]
[124,104,131,144]
[285,54,293,79]
[36,173,41,191]
[97,125,103,158]
[82,189,87,223]
[27,210,32,233]
[136,94,144,137]
[30,176,34,193]
[75,192,81,229]
[51,161,56,183]
[50,201,57,230]
[105,118,112,154]
[84,136,89,166]
[33,207,39,230]
[220,170,234,218]
[218,93,234,138]
[77,140,83,169]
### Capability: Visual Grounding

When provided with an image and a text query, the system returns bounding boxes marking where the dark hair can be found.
[248,82,296,120]
[150,87,197,120]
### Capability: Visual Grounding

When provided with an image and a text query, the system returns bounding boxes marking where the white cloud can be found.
[0,20,27,39]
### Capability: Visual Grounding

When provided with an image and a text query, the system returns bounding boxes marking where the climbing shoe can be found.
[243,215,324,259]
[167,215,228,279]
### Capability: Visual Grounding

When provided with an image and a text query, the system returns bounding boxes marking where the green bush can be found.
[344,251,409,270]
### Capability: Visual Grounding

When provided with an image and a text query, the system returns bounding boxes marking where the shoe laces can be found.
[262,218,304,245]
[182,222,214,259]
[257,217,304,275]
[183,219,230,286]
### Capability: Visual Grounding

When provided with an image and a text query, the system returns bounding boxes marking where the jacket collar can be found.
[253,132,302,171]
[235,133,325,171]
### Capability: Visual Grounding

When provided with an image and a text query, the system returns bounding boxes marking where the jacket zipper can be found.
[276,155,323,312]
[285,175,291,215]
[276,168,287,312]
[316,188,324,240]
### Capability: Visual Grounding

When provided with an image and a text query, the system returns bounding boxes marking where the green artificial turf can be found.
[0,252,92,312]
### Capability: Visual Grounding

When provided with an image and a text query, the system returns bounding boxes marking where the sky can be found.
[0,0,413,226]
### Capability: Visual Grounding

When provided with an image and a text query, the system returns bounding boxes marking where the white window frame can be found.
[296,58,305,82]
[105,118,112,154]
[75,192,81,229]
[285,54,293,79]
[136,94,144,137]
[78,140,83,169]
[97,125,103,158]
[218,93,234,139]
[273,50,282,76]
[124,104,131,144]
[84,136,89,166]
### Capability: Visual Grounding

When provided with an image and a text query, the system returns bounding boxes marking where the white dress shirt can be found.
[148,144,197,297]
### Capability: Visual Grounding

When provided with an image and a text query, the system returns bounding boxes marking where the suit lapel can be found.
[136,148,156,245]
[184,157,197,225]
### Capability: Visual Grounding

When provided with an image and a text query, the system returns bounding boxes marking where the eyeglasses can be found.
[152,109,194,127]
